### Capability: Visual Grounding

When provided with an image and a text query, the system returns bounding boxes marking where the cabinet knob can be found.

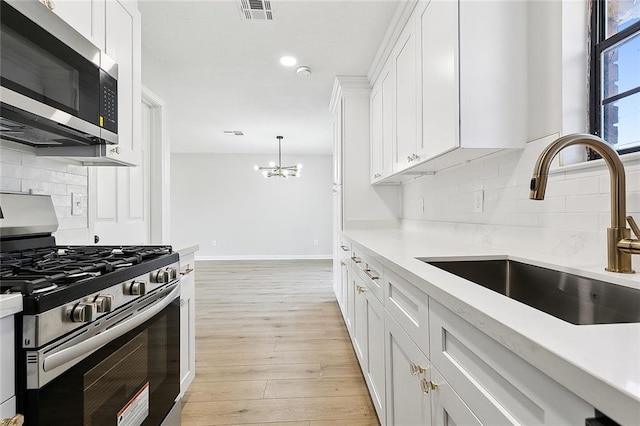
[420,378,438,394]
[374,173,381,179]
[410,362,427,376]
[41,0,55,10]
[110,146,121,155]
[356,285,367,294]
[407,155,413,163]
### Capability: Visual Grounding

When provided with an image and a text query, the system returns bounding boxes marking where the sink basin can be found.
[420,258,640,325]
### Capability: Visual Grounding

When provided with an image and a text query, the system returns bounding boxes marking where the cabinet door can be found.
[51,0,105,49]
[179,255,196,396]
[353,271,368,364]
[431,368,482,426]
[105,0,141,166]
[370,62,393,183]
[365,288,386,421]
[419,0,459,160]
[392,22,418,173]
[332,98,343,185]
[344,263,355,334]
[385,312,431,426]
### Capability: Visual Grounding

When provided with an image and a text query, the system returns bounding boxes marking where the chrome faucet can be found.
[529,133,640,273]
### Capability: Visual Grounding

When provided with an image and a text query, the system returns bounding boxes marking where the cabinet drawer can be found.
[384,268,429,356]
[351,245,383,301]
[338,238,351,260]
[429,299,593,425]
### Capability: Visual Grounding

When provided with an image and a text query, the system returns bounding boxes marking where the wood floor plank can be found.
[182,259,379,425]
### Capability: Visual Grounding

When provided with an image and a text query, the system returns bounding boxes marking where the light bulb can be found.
[254,165,259,171]
[297,164,303,170]
[269,161,276,168]
[262,170,268,178]
[279,56,297,67]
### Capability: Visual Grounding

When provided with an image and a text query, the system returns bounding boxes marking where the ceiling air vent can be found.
[239,0,273,21]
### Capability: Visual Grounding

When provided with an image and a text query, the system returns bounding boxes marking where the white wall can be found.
[171,153,333,259]
[0,146,90,244]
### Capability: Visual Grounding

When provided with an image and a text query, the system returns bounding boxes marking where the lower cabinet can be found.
[353,268,386,421]
[338,237,596,426]
[385,312,431,426]
[179,253,196,397]
[430,367,482,426]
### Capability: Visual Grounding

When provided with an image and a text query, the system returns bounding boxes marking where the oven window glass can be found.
[27,298,179,426]
[0,1,99,124]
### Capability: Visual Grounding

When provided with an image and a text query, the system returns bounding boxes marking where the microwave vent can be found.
[239,0,273,21]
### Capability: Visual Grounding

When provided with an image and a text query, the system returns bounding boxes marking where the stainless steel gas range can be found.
[0,193,181,426]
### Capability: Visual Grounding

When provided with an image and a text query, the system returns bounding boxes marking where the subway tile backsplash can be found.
[0,146,89,235]
[402,134,640,264]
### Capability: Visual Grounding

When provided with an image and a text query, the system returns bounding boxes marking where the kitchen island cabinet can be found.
[336,229,639,425]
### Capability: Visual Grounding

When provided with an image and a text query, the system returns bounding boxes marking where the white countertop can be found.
[174,244,199,258]
[343,228,640,426]
[0,294,22,319]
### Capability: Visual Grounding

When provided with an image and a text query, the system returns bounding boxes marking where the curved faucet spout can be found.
[529,133,637,273]
[529,133,626,228]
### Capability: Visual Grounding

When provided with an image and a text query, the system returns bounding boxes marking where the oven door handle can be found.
[43,284,180,373]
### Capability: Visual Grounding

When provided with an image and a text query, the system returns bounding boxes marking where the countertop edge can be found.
[0,294,23,318]
[175,245,199,258]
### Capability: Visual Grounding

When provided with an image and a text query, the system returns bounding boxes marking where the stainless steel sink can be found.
[420,258,640,325]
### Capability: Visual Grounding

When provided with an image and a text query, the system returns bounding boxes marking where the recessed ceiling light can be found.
[279,56,297,67]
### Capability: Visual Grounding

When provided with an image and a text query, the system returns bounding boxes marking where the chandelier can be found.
[254,136,302,178]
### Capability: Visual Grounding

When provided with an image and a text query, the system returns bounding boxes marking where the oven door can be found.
[18,285,180,426]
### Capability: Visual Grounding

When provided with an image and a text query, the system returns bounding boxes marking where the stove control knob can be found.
[94,294,115,313]
[67,303,97,323]
[167,267,178,280]
[150,270,169,284]
[124,281,146,296]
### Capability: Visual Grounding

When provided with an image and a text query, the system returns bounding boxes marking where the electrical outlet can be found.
[211,240,217,246]
[313,239,319,246]
[473,190,484,213]
[71,193,83,215]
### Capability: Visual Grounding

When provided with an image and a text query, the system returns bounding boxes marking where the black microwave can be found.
[0,0,118,147]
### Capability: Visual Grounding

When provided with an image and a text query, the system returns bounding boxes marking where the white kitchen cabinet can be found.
[179,252,196,397]
[430,367,482,426]
[371,0,527,183]
[104,0,141,166]
[370,61,394,183]
[50,0,105,49]
[391,20,419,174]
[385,311,431,426]
[334,237,350,314]
[383,267,429,356]
[429,298,593,425]
[353,267,386,422]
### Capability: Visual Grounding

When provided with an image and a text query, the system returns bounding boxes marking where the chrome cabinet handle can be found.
[110,146,121,155]
[41,0,55,10]
[340,261,346,266]
[356,285,367,294]
[374,173,382,179]
[351,256,362,264]
[340,245,349,251]
[180,268,194,276]
[407,155,413,163]
[364,269,379,281]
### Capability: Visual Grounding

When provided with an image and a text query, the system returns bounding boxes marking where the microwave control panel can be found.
[99,70,118,134]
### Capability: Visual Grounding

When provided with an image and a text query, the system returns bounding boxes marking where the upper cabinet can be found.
[104,0,142,166]
[370,61,394,183]
[370,0,527,183]
[51,0,105,49]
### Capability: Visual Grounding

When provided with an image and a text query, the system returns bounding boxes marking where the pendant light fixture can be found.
[254,136,302,178]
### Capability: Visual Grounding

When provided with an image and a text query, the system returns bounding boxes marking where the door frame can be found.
[142,86,170,244]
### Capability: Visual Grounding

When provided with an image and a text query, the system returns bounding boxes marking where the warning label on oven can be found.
[117,382,149,426]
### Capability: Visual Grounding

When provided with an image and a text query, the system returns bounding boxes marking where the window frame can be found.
[588,0,640,159]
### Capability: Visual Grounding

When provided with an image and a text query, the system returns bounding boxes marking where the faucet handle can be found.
[627,216,640,238]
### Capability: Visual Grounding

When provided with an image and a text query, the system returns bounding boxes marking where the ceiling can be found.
[138,0,401,155]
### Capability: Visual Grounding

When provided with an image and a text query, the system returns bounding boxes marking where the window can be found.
[589,0,640,157]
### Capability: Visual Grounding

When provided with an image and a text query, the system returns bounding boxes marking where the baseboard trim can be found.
[195,255,333,261]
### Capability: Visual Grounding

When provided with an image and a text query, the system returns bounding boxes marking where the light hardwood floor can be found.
[181,260,379,426]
